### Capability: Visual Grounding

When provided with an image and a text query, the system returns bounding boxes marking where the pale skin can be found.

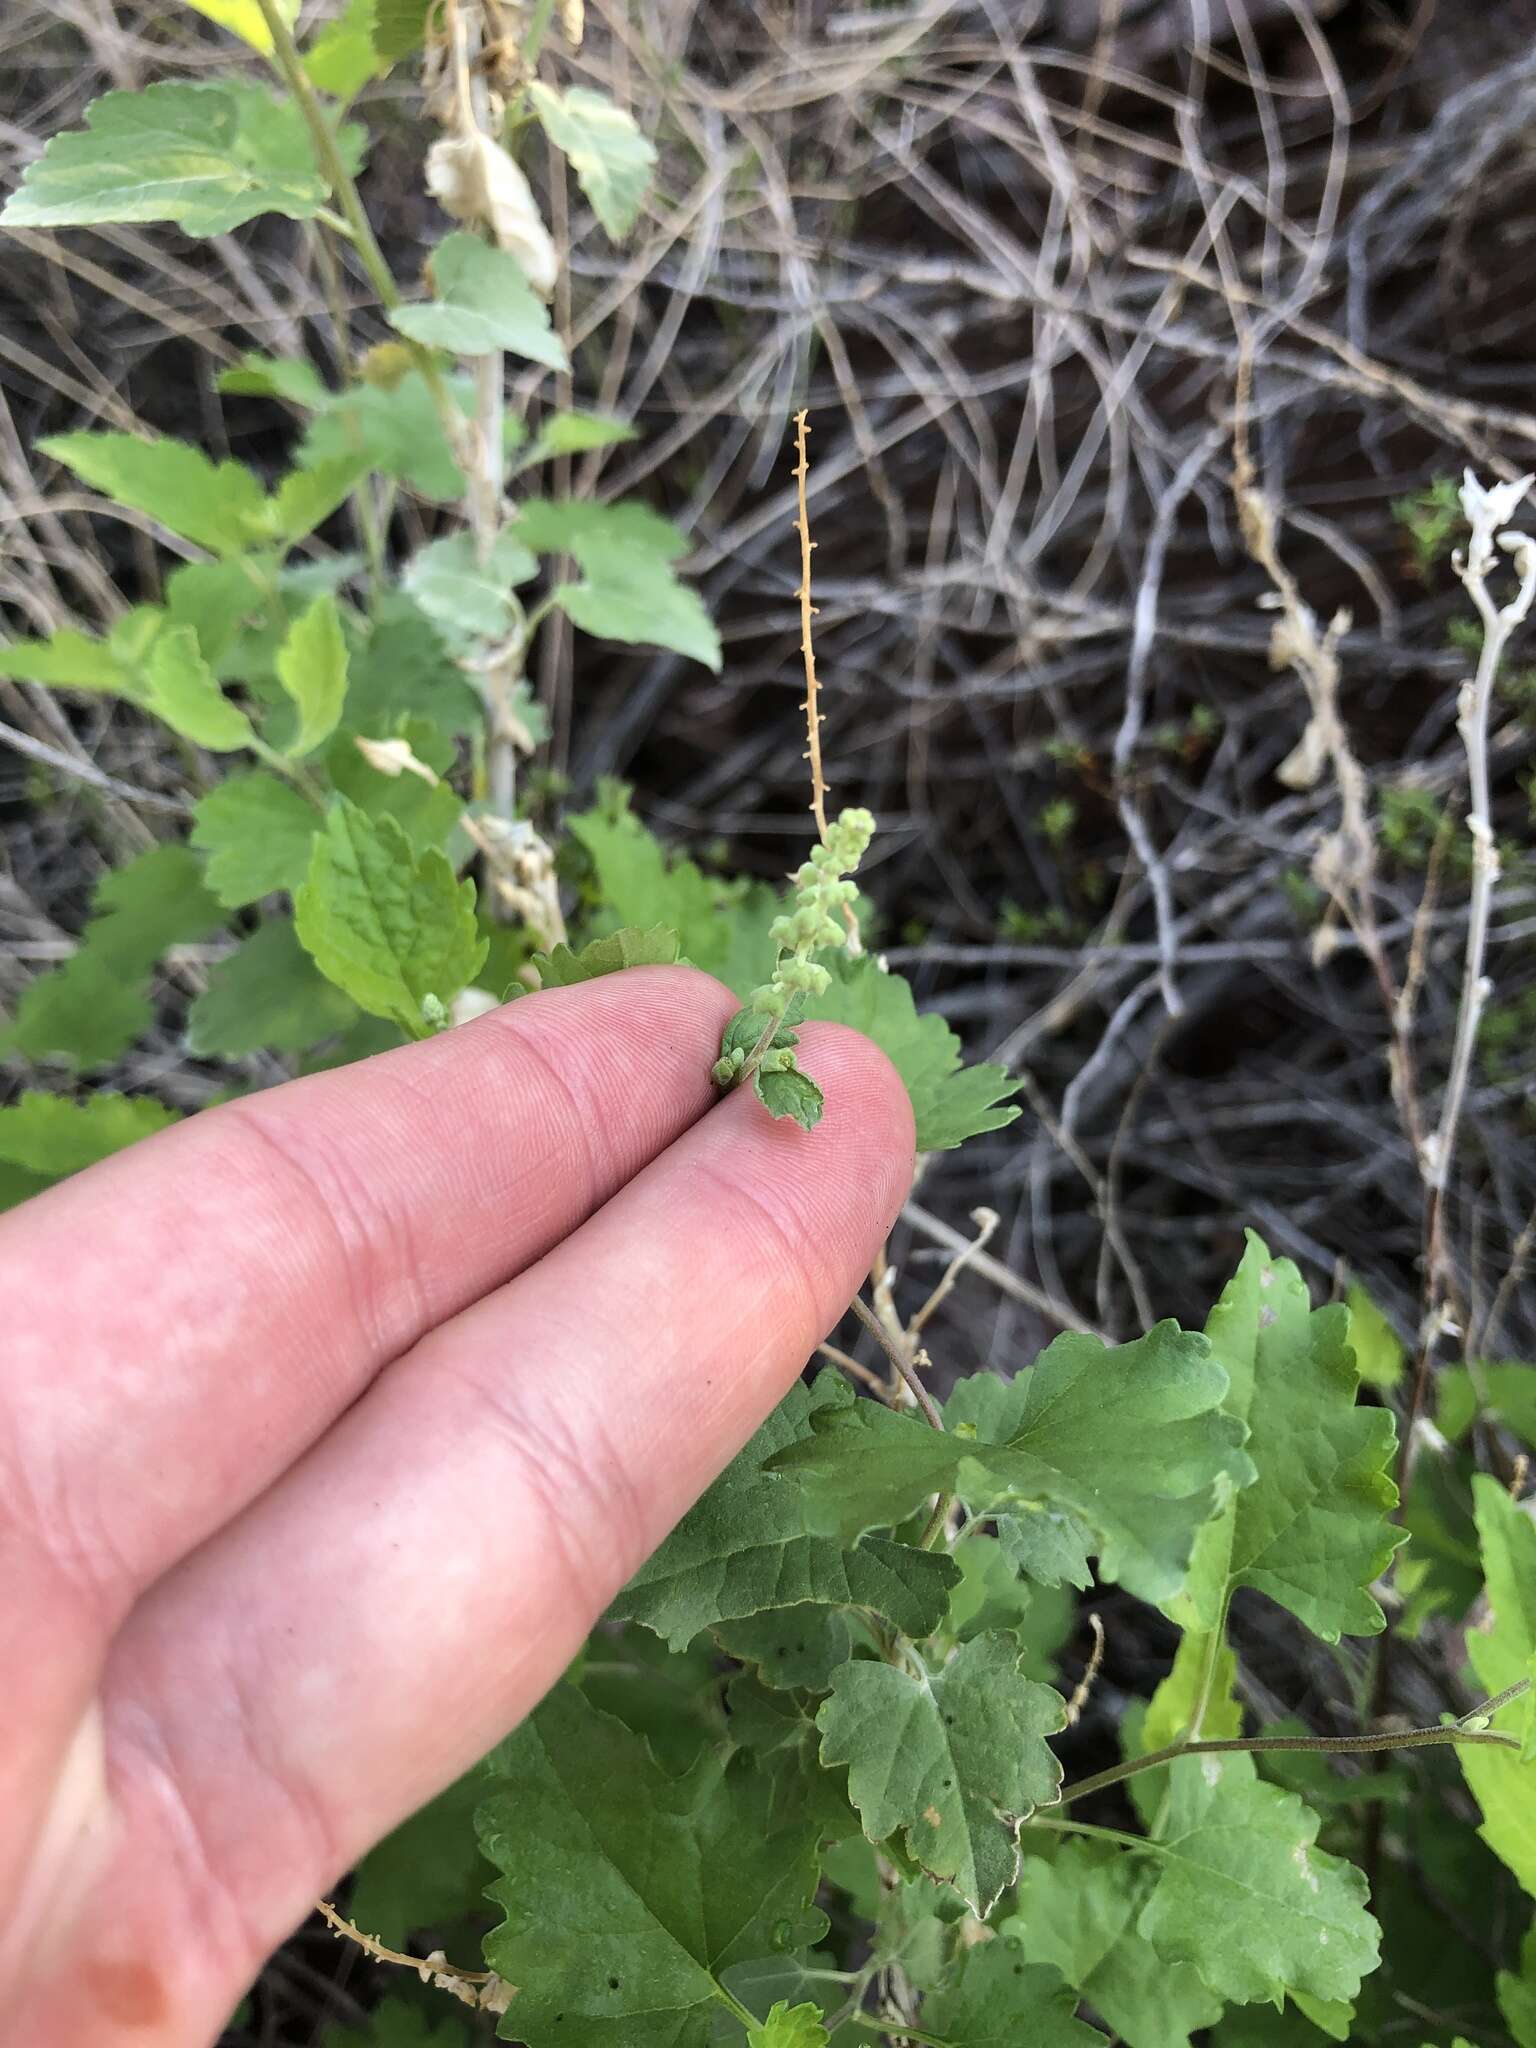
[0,965,914,2046]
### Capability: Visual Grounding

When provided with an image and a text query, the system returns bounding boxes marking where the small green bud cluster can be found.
[749,806,875,1020]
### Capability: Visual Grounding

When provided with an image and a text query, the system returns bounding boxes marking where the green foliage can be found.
[295,801,487,1036]
[529,85,658,240]
[6,33,1534,2048]
[0,81,363,236]
[391,231,567,366]
[1392,476,1463,577]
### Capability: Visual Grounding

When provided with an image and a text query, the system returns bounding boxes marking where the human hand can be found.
[0,967,913,2046]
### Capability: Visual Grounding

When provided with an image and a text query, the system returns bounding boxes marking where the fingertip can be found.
[791,1020,917,1234]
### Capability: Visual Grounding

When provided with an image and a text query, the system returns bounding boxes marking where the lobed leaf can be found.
[817,1632,1064,1914]
[532,925,681,988]
[294,799,486,1035]
[2,81,360,237]
[528,84,657,240]
[187,921,358,1058]
[0,1091,179,1178]
[144,625,255,752]
[191,772,320,909]
[390,231,567,365]
[917,1943,1103,2048]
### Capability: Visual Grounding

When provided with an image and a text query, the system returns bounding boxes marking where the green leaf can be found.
[1139,1753,1380,2006]
[1170,1232,1402,1645]
[0,1091,178,1177]
[183,0,297,53]
[553,549,720,669]
[303,0,382,98]
[191,772,320,908]
[567,800,736,960]
[714,1607,854,1694]
[771,1327,1252,1606]
[348,1768,496,1950]
[0,627,141,696]
[1011,1841,1223,2048]
[144,625,254,751]
[402,529,538,642]
[746,2003,827,2048]
[476,1683,827,2048]
[217,351,330,406]
[1459,1477,1536,1893]
[532,924,681,988]
[802,955,1019,1153]
[295,798,486,1034]
[817,1633,1064,1914]
[4,843,225,1069]
[1437,1362,1536,1447]
[528,84,657,239]
[390,231,567,366]
[1138,1630,1242,1771]
[371,0,431,60]
[325,724,461,856]
[611,1374,960,1651]
[918,1942,1104,2048]
[275,594,349,757]
[1344,1283,1405,1392]
[754,1065,824,1131]
[345,594,483,740]
[528,410,638,459]
[322,1993,469,2048]
[187,921,358,1057]
[40,431,267,556]
[2,82,357,236]
[301,372,469,501]
[1499,1923,1536,2048]
[165,556,275,669]
[515,494,719,670]
[263,453,371,545]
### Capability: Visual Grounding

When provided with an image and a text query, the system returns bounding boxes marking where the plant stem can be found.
[849,1292,944,1429]
[1056,1713,1523,1809]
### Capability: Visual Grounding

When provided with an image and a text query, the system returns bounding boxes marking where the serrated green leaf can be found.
[553,548,720,669]
[301,372,468,501]
[325,722,462,855]
[390,231,567,366]
[402,529,538,642]
[1011,1840,1224,2048]
[746,2002,827,2048]
[348,1768,496,1952]
[344,594,483,742]
[802,954,1019,1152]
[527,410,637,459]
[187,921,358,1057]
[528,84,656,239]
[772,1327,1252,1606]
[264,453,371,545]
[303,0,382,98]
[754,1064,824,1131]
[1140,1753,1380,2005]
[295,799,485,1035]
[477,1684,827,2048]
[532,924,681,988]
[611,1374,960,1651]
[918,1942,1103,2048]
[714,1607,853,1693]
[165,556,274,670]
[567,800,735,960]
[1171,1233,1403,1645]
[144,625,254,751]
[0,627,142,696]
[993,1506,1096,1590]
[41,431,267,556]
[184,0,297,53]
[191,772,320,908]
[2,82,359,236]
[818,1632,1063,1913]
[1459,1477,1536,1893]
[0,1091,179,1177]
[275,594,349,757]
[4,843,225,1069]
